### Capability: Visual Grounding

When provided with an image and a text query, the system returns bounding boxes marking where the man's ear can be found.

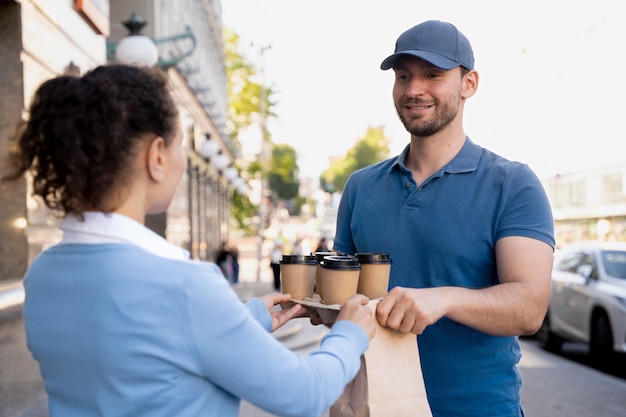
[146,136,166,182]
[462,69,479,99]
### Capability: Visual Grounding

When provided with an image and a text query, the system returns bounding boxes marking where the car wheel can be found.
[536,312,563,353]
[590,312,614,365]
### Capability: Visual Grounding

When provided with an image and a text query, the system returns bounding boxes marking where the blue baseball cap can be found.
[380,20,474,71]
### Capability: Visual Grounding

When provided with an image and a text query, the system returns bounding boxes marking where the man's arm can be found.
[376,236,554,336]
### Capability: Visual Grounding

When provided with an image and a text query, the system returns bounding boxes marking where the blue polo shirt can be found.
[335,138,554,417]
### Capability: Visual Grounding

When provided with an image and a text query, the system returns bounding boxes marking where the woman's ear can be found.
[146,136,166,182]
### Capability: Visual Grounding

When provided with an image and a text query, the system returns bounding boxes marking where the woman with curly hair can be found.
[2,64,375,417]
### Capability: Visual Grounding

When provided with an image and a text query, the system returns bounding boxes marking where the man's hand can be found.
[377,237,553,337]
[376,286,447,335]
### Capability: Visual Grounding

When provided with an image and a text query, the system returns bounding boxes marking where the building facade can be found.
[0,0,238,285]
[544,162,626,247]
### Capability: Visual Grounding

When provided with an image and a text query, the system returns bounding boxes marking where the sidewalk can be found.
[232,236,276,302]
[519,340,626,416]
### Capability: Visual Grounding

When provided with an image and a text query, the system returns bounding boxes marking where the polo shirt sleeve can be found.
[496,163,555,248]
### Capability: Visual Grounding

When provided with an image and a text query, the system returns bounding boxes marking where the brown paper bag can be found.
[330,300,432,417]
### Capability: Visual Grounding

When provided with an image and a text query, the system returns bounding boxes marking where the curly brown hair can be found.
[1,64,179,217]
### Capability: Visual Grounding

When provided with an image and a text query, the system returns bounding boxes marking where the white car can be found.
[537,242,626,361]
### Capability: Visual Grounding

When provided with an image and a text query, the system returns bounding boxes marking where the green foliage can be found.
[268,144,300,201]
[320,126,390,193]
[230,189,258,232]
[224,29,277,142]
[223,28,300,233]
[224,30,256,142]
[292,195,307,215]
[224,28,263,234]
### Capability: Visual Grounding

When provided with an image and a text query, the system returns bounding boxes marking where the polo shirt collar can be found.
[59,212,190,261]
[387,136,481,175]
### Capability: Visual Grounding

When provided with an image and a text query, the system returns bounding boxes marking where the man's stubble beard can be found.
[396,94,461,138]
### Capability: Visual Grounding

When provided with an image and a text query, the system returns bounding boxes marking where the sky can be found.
[221,0,626,181]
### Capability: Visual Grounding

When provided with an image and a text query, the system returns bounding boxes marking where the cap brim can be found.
[380,51,460,71]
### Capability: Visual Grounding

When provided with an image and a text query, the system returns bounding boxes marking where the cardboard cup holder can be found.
[280,294,341,325]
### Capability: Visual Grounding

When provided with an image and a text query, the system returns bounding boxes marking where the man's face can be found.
[392,56,465,138]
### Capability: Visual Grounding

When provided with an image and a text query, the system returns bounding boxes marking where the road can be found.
[521,335,626,380]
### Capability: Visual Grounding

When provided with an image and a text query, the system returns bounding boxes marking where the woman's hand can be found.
[336,294,376,340]
[258,293,308,332]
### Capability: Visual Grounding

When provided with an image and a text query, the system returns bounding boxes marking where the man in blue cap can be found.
[334,20,555,417]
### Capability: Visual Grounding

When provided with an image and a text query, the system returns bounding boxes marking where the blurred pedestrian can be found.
[216,240,238,285]
[269,239,283,291]
[315,237,330,253]
[291,236,303,255]
[230,243,240,287]
[2,64,376,417]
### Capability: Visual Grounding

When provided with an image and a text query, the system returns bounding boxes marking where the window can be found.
[558,252,584,273]
[602,173,626,204]
[601,250,626,280]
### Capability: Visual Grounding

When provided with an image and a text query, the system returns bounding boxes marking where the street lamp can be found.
[232,177,249,196]
[200,134,221,160]
[224,166,239,182]
[114,13,159,67]
[107,13,196,68]
[212,152,230,172]
[200,134,236,178]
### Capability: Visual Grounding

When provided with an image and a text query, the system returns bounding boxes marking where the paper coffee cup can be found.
[355,252,391,299]
[320,255,360,305]
[314,251,335,298]
[279,254,317,300]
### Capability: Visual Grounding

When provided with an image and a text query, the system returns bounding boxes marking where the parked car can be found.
[537,242,626,362]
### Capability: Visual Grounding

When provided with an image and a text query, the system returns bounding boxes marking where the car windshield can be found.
[600,250,626,279]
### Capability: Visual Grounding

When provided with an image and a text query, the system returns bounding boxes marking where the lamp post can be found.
[200,134,221,161]
[200,134,246,189]
[114,13,159,67]
[107,13,196,68]
[255,44,272,282]
[224,166,239,183]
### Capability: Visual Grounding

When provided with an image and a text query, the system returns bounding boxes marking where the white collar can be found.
[59,212,190,261]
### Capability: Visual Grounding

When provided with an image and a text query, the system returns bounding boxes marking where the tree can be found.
[224,29,305,229]
[223,29,277,233]
[320,126,391,193]
[224,29,277,146]
[268,144,300,201]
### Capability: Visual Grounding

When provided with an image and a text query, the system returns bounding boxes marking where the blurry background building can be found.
[0,0,241,285]
[544,162,626,246]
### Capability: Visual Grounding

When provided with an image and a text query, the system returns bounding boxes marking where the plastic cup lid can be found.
[355,252,391,264]
[320,255,361,270]
[279,254,317,265]
[314,251,335,261]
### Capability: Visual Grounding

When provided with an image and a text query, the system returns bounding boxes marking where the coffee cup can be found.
[279,254,317,300]
[355,252,391,299]
[314,251,335,298]
[320,255,361,305]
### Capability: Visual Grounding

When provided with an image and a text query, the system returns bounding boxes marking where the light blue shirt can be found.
[24,213,369,417]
